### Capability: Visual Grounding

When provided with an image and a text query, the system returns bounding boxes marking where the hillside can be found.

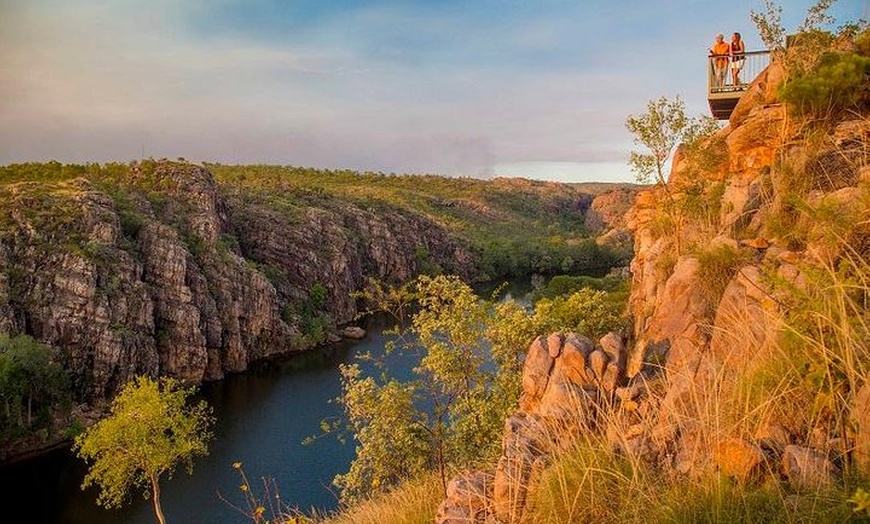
[0,160,638,461]
[425,38,870,524]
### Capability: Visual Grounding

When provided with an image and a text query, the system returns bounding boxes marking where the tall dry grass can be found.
[320,472,443,524]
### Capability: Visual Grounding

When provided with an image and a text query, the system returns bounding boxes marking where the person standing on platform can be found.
[730,32,746,86]
[709,33,730,88]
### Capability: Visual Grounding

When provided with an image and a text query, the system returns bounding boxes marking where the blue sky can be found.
[0,0,865,183]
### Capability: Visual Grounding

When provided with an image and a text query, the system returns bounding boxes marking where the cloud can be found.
[2,0,863,182]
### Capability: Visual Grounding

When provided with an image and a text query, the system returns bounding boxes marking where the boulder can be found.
[339,325,366,339]
[781,445,837,489]
[435,470,494,524]
[713,438,766,481]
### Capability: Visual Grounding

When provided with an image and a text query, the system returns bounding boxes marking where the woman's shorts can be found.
[731,59,745,70]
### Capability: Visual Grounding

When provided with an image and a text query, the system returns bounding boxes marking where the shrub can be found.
[696,243,751,313]
[0,334,71,438]
[778,51,870,117]
[533,288,626,340]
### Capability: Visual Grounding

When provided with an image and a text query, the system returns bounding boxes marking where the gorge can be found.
[0,160,636,463]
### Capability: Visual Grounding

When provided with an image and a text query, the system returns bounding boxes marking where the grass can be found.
[527,437,860,524]
[695,242,752,314]
[319,472,443,524]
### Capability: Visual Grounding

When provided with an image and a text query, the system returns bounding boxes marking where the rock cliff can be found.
[435,57,870,522]
[625,60,869,482]
[0,163,479,404]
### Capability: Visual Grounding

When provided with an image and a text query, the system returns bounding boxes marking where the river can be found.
[0,278,533,524]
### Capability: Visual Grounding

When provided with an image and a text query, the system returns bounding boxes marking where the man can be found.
[709,33,730,88]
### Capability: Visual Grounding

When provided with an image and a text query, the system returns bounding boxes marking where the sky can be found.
[0,1,866,183]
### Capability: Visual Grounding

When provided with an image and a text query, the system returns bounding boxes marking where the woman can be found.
[730,32,746,86]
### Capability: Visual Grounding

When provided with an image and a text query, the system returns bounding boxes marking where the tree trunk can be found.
[151,474,166,524]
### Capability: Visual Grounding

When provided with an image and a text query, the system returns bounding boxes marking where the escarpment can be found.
[0,163,484,407]
[0,161,641,460]
[625,60,869,482]
[436,58,870,522]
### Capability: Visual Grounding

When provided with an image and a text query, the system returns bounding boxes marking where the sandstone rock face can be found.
[339,326,366,339]
[583,187,640,235]
[437,332,628,524]
[619,57,870,486]
[713,438,766,481]
[435,470,494,524]
[0,162,475,407]
[729,60,784,128]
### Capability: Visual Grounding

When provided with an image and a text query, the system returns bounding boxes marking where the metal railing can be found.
[707,50,770,94]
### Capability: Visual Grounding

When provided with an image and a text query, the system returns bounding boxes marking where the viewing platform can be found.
[707,50,770,119]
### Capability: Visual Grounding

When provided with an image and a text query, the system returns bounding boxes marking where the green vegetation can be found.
[0,334,71,441]
[322,472,443,524]
[326,274,626,505]
[625,96,718,188]
[0,159,629,289]
[751,0,870,119]
[206,163,629,279]
[779,47,870,118]
[73,376,214,524]
[695,242,752,313]
[625,96,720,253]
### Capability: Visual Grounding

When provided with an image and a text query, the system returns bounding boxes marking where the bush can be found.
[0,334,71,439]
[696,243,751,313]
[533,288,626,340]
[778,51,870,117]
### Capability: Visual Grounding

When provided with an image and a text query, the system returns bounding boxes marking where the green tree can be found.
[625,96,719,253]
[533,288,625,341]
[778,51,870,117]
[73,376,214,524]
[0,334,70,434]
[751,0,843,84]
[751,0,836,53]
[332,365,429,502]
[330,275,625,503]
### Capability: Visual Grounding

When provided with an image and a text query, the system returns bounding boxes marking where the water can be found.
[0,278,533,524]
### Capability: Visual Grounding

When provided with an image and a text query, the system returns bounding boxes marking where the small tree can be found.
[330,275,625,503]
[625,95,718,253]
[751,0,840,80]
[73,376,214,524]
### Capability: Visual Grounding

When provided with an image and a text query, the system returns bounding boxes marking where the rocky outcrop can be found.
[435,331,628,524]
[584,187,641,256]
[437,59,867,522]
[583,187,639,235]
[434,54,868,522]
[621,57,870,481]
